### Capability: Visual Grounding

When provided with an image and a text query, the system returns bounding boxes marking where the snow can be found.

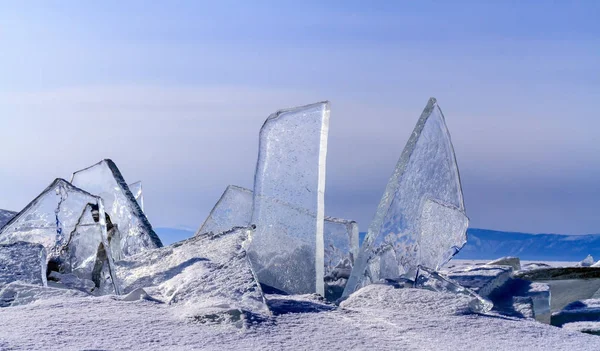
[2,284,600,350]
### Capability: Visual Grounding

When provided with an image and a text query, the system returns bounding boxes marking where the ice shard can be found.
[0,179,119,294]
[248,102,330,296]
[195,185,253,236]
[71,159,162,257]
[0,242,47,288]
[129,181,144,211]
[0,209,16,229]
[344,98,468,297]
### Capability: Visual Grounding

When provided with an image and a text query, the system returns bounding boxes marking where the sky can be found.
[0,1,599,235]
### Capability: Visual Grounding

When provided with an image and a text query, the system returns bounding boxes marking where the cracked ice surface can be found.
[0,242,47,288]
[195,185,253,236]
[114,227,269,324]
[248,102,330,296]
[344,98,467,297]
[0,209,16,229]
[71,159,162,257]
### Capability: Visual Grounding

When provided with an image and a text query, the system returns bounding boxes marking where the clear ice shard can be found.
[0,179,119,294]
[248,102,330,296]
[195,185,253,236]
[197,185,358,298]
[0,242,47,288]
[414,266,493,313]
[71,159,162,257]
[344,98,467,297]
[128,181,144,211]
[0,209,16,229]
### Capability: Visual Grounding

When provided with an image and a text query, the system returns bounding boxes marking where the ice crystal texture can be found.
[129,181,144,211]
[0,179,119,294]
[0,242,47,288]
[115,227,270,324]
[71,159,162,256]
[0,209,16,229]
[344,98,467,297]
[248,102,330,295]
[196,185,253,236]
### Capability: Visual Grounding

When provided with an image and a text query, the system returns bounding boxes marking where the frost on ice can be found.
[71,159,162,257]
[0,209,16,229]
[129,181,144,211]
[344,98,467,297]
[0,242,47,288]
[248,102,330,296]
[195,185,253,236]
[0,179,119,294]
[115,226,270,325]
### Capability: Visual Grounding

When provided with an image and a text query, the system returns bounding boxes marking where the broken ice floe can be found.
[0,242,47,288]
[195,185,254,237]
[577,254,595,267]
[113,226,270,326]
[486,256,521,271]
[71,159,162,257]
[248,102,330,296]
[128,181,144,211]
[344,98,468,297]
[0,209,16,230]
[0,178,119,294]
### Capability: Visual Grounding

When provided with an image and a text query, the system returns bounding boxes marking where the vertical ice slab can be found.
[71,159,162,256]
[195,185,253,236]
[0,242,47,288]
[129,181,144,211]
[248,102,330,295]
[344,98,467,297]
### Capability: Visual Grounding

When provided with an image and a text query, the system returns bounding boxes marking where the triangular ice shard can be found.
[344,98,468,297]
[248,102,330,295]
[71,159,162,257]
[0,179,119,294]
[128,181,144,211]
[195,185,253,236]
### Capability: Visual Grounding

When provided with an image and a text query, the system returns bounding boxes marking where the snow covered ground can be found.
[2,284,600,350]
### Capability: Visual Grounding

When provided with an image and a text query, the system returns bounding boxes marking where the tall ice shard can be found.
[71,159,162,257]
[248,102,330,295]
[344,98,468,297]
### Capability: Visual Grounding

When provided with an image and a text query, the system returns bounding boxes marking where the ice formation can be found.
[344,98,467,297]
[0,242,47,288]
[447,265,513,298]
[114,226,270,325]
[414,266,493,313]
[71,159,162,257]
[0,209,16,229]
[487,256,521,271]
[195,185,253,236]
[577,254,595,267]
[0,179,119,294]
[247,102,330,296]
[129,181,144,211]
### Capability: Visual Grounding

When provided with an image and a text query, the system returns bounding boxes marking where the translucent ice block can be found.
[344,98,468,297]
[248,102,330,295]
[71,159,162,256]
[195,185,253,236]
[0,242,47,288]
[129,181,144,211]
[0,209,16,229]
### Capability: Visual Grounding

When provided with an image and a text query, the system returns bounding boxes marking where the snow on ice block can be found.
[71,159,162,256]
[114,227,270,325]
[195,185,253,236]
[0,282,88,308]
[414,266,493,313]
[248,102,330,296]
[345,98,468,298]
[446,265,513,298]
[552,299,600,327]
[0,209,16,229]
[128,181,144,211]
[0,242,47,288]
[486,256,521,271]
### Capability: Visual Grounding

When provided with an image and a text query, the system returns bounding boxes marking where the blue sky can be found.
[0,1,599,234]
